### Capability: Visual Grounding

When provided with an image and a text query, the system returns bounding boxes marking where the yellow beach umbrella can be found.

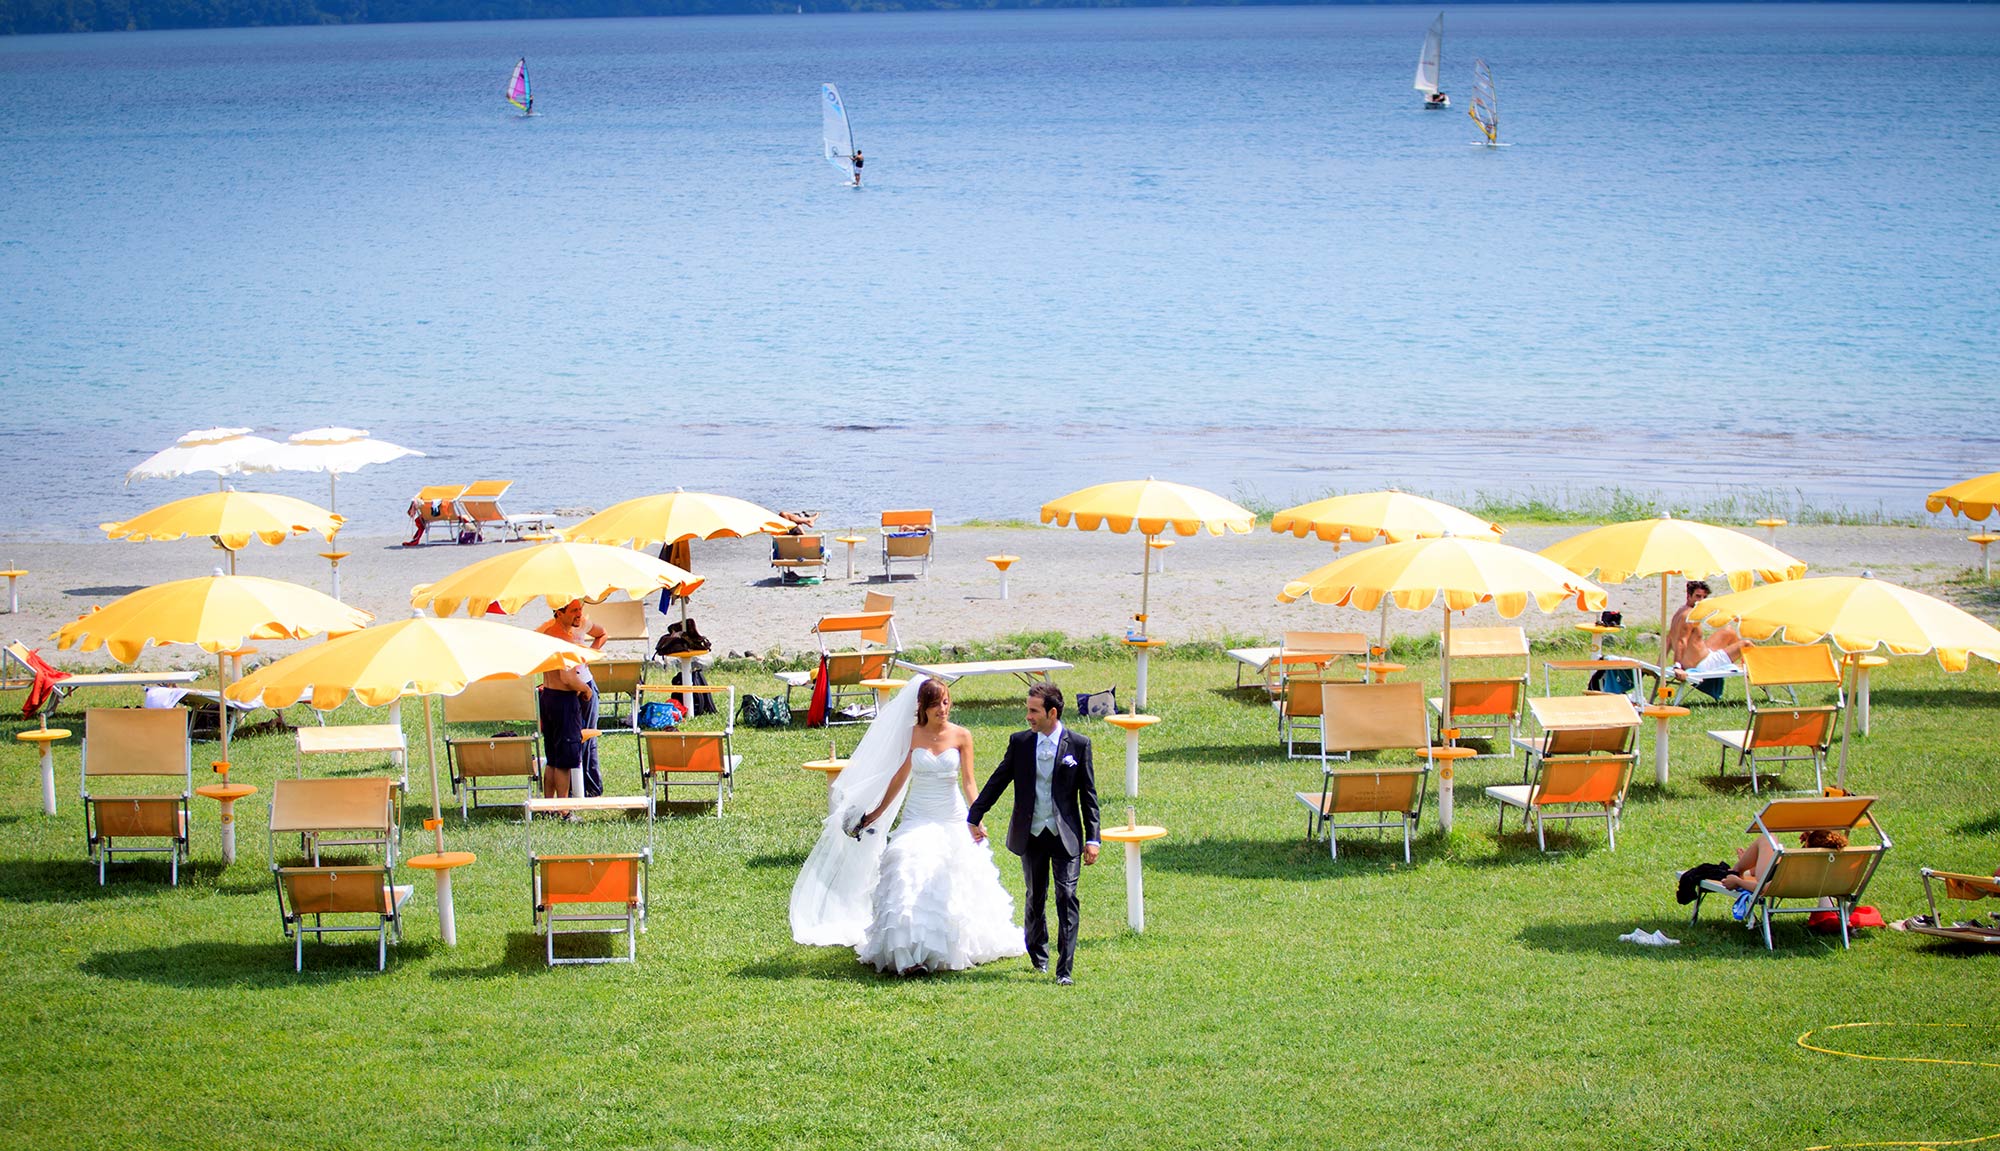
[54,574,372,769]
[1278,536,1606,690]
[1688,573,2000,785]
[1041,479,1255,632]
[410,541,703,619]
[559,489,785,548]
[1926,471,2000,522]
[102,490,344,574]
[1540,514,1807,674]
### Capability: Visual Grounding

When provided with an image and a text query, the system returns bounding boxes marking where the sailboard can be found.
[1469,58,1506,146]
[508,58,532,116]
[822,83,858,185]
[1415,14,1448,109]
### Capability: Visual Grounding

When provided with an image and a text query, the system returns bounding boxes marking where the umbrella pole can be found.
[422,694,461,947]
[1437,603,1454,833]
[1658,575,1671,689]
[1838,660,1852,789]
[1378,599,1390,657]
[1440,602,1452,695]
[216,652,231,769]
[1139,534,1153,629]
[329,473,338,515]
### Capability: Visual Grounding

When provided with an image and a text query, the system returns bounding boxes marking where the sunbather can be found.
[1721,828,1848,891]
[1668,580,1748,688]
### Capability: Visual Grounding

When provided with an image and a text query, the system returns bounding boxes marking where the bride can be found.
[790,677,1025,973]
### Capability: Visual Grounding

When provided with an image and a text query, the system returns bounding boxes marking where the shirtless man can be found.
[1668,580,1747,693]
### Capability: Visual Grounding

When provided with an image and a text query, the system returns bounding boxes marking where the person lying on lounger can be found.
[1667,580,1748,695]
[1722,827,1848,891]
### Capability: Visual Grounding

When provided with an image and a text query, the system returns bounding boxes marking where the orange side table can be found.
[801,758,847,784]
[1361,661,1406,684]
[407,846,477,947]
[860,678,908,711]
[1147,538,1174,574]
[0,568,25,614]
[1971,534,2000,581]
[1121,637,1167,710]
[1424,745,1478,832]
[1756,517,1787,546]
[17,727,70,816]
[1641,704,1690,786]
[318,551,350,601]
[986,554,1019,600]
[835,535,867,580]
[1099,822,1168,932]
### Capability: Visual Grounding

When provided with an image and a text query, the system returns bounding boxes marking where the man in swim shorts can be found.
[1668,580,1747,698]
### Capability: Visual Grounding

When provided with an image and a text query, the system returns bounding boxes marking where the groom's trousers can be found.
[1022,830,1081,977]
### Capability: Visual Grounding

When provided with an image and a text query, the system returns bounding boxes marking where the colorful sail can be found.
[1415,14,1443,96]
[508,58,531,115]
[822,83,856,179]
[1468,58,1499,145]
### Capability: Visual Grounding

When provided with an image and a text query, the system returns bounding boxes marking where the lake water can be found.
[2,4,1997,539]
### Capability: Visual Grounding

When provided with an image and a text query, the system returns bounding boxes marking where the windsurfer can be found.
[852,149,863,186]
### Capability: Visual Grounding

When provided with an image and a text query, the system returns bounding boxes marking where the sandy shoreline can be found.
[0,521,1983,673]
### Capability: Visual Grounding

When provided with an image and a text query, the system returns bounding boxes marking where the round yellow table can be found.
[1756,517,1787,545]
[802,758,848,783]
[1099,823,1169,932]
[16,727,70,816]
[407,850,478,946]
[860,678,907,711]
[1574,621,1622,657]
[1843,654,1890,735]
[835,535,868,580]
[318,550,351,601]
[1641,704,1690,786]
[0,568,25,614]
[195,779,258,863]
[1423,745,1478,832]
[986,554,1019,600]
[1146,538,1174,574]
[1360,661,1406,684]
[219,646,258,682]
[1970,534,2000,581]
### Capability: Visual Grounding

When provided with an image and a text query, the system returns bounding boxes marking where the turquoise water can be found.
[2,4,1997,538]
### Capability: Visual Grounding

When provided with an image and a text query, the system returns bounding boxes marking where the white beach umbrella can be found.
[274,427,426,512]
[126,427,286,490]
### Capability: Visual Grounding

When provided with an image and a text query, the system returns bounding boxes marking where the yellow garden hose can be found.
[1794,1024,1999,1150]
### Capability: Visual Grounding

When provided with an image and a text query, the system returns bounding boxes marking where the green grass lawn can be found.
[2,653,1994,1150]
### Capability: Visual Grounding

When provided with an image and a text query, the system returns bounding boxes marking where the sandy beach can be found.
[0,521,1980,672]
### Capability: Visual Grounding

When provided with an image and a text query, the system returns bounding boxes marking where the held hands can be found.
[968,823,987,843]
[1082,843,1100,866]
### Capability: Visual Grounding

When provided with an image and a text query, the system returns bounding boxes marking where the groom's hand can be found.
[969,823,986,843]
[1082,843,1100,865]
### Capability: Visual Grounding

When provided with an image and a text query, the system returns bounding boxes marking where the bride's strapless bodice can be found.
[898,747,966,826]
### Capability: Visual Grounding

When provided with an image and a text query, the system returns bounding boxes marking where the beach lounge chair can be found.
[442,677,542,818]
[1428,678,1527,758]
[775,611,901,721]
[771,534,828,583]
[1486,747,1638,853]
[81,707,193,885]
[274,864,411,972]
[1295,682,1436,861]
[458,480,557,543]
[1510,694,1640,778]
[1689,795,1890,949]
[1705,646,1843,793]
[525,793,654,966]
[1904,868,2000,945]
[587,600,650,653]
[4,642,201,719]
[880,509,935,580]
[268,777,402,866]
[593,657,646,723]
[636,684,738,814]
[413,484,470,544]
[1273,632,1371,757]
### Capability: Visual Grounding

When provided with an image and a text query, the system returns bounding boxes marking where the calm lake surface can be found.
[2,4,1997,537]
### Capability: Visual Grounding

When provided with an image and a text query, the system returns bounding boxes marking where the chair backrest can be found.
[1281,631,1370,657]
[1533,755,1634,806]
[2,641,36,690]
[280,866,395,915]
[1542,724,1637,756]
[416,484,466,502]
[1750,795,1876,835]
[1448,626,1529,660]
[1760,846,1884,900]
[458,497,503,524]
[539,854,644,905]
[593,658,645,697]
[642,732,727,774]
[1321,682,1429,753]
[774,535,825,562]
[587,600,648,644]
[881,509,934,531]
[1444,679,1524,719]
[1746,706,1838,752]
[861,593,896,645]
[451,738,536,779]
[814,612,896,652]
[1529,695,1638,755]
[463,480,512,499]
[83,708,190,778]
[1281,680,1326,719]
[443,677,538,724]
[886,535,933,559]
[1744,644,1842,689]
[269,777,397,835]
[1322,768,1426,815]
[824,651,893,686]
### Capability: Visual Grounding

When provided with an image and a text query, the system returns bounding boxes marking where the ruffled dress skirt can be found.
[855,820,1026,974]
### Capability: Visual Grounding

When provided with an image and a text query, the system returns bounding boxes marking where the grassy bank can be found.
[1,651,1993,1150]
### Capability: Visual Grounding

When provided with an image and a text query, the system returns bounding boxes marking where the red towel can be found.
[806,655,830,728]
[19,647,71,717]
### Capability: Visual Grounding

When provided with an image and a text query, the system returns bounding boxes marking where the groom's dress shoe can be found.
[1032,961,1048,973]
[1056,975,1074,986]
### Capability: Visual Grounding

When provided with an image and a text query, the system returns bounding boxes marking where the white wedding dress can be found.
[854,747,1026,974]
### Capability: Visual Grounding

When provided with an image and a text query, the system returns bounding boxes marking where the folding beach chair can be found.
[880,509,935,580]
[414,484,470,544]
[443,677,543,817]
[1295,682,1436,862]
[1487,753,1638,852]
[525,793,654,966]
[5,642,202,719]
[1511,694,1639,779]
[1274,632,1370,757]
[274,865,411,972]
[1689,795,1889,949]
[636,684,738,814]
[587,600,650,653]
[268,777,402,866]
[1428,678,1527,758]
[1705,646,1843,793]
[80,707,193,885]
[771,534,828,583]
[1904,868,2000,944]
[774,611,902,721]
[593,657,646,723]
[458,480,557,542]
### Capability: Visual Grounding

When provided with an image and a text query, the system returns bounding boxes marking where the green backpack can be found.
[738,694,792,729]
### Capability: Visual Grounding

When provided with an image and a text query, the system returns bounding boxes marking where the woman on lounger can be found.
[537,599,607,799]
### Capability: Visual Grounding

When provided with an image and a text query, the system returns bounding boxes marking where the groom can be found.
[968,682,1100,985]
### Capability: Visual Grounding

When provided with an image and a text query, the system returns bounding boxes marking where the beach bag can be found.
[637,700,682,731]
[739,694,792,729]
[1074,687,1117,719]
[1587,666,1636,696]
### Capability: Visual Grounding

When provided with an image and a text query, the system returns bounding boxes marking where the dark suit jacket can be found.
[967,726,1100,859]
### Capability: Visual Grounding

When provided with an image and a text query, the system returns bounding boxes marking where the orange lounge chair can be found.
[275,865,411,971]
[880,509,935,580]
[1689,795,1890,950]
[1704,646,1843,793]
[81,707,193,885]
[636,684,738,814]
[443,677,543,818]
[1295,682,1438,861]
[525,793,654,965]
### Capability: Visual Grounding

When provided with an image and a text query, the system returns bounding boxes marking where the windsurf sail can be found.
[1469,58,1499,144]
[1415,14,1443,96]
[508,59,531,114]
[822,83,856,179]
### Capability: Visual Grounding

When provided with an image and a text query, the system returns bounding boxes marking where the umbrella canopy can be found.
[1040,479,1255,634]
[411,541,704,619]
[126,427,287,488]
[1926,471,2000,522]
[1688,573,2000,784]
[1279,536,1606,689]
[559,490,785,548]
[1540,515,1808,672]
[272,428,426,512]
[1271,490,1502,545]
[102,490,344,571]
[54,574,371,766]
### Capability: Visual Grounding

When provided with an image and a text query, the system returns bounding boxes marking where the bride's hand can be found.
[968,823,986,843]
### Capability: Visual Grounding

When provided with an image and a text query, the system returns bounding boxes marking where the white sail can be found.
[1469,57,1499,144]
[1415,14,1443,95]
[821,83,856,178]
